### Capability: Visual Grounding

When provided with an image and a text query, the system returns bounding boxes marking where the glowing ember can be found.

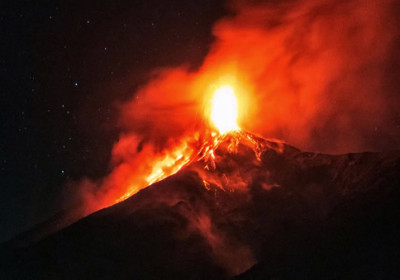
[211,85,239,134]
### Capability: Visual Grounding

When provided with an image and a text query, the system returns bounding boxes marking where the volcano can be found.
[2,133,400,279]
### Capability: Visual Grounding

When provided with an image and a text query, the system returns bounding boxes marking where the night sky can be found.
[1,0,226,242]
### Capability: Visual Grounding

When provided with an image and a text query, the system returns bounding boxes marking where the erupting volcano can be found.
[111,83,265,208]
[113,83,244,205]
[3,79,400,279]
[2,0,400,279]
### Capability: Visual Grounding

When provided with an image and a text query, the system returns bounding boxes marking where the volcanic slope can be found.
[2,134,400,279]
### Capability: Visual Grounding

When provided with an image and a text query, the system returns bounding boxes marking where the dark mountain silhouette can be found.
[2,134,400,279]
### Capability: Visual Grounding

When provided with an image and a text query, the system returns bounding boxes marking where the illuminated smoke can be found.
[63,0,400,275]
[209,0,400,153]
[113,0,400,154]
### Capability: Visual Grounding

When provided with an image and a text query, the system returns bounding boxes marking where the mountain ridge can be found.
[2,135,400,279]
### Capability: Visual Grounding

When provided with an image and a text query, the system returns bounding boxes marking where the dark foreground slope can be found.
[2,136,400,279]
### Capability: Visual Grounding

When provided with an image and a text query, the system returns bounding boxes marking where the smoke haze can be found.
[117,0,400,154]
[64,0,400,270]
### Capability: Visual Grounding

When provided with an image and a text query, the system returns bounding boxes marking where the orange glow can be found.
[211,85,239,134]
[113,141,194,204]
[62,1,399,276]
[69,0,399,240]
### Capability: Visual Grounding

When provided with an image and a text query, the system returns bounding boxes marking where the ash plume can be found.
[118,0,400,154]
[58,0,400,273]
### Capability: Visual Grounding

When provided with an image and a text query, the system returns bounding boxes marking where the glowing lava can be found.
[114,85,242,203]
[211,85,239,134]
[113,85,242,204]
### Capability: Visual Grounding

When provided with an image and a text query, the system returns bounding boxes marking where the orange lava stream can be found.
[114,142,195,203]
[112,85,268,204]
[113,126,279,204]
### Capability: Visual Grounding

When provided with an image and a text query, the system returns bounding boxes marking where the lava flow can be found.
[114,85,240,203]
[112,84,265,205]
[74,82,280,221]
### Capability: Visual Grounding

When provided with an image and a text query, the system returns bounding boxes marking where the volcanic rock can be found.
[1,135,400,279]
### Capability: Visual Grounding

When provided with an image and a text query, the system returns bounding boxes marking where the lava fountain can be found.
[75,81,271,222]
[211,85,239,134]
[113,84,241,204]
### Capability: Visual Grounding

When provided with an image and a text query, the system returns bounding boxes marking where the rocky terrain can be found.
[2,135,400,279]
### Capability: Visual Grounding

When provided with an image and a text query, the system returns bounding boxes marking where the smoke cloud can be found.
[225,0,400,153]
[59,0,400,272]
[117,0,400,154]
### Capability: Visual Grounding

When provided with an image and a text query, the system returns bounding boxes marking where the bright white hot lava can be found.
[211,85,239,134]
